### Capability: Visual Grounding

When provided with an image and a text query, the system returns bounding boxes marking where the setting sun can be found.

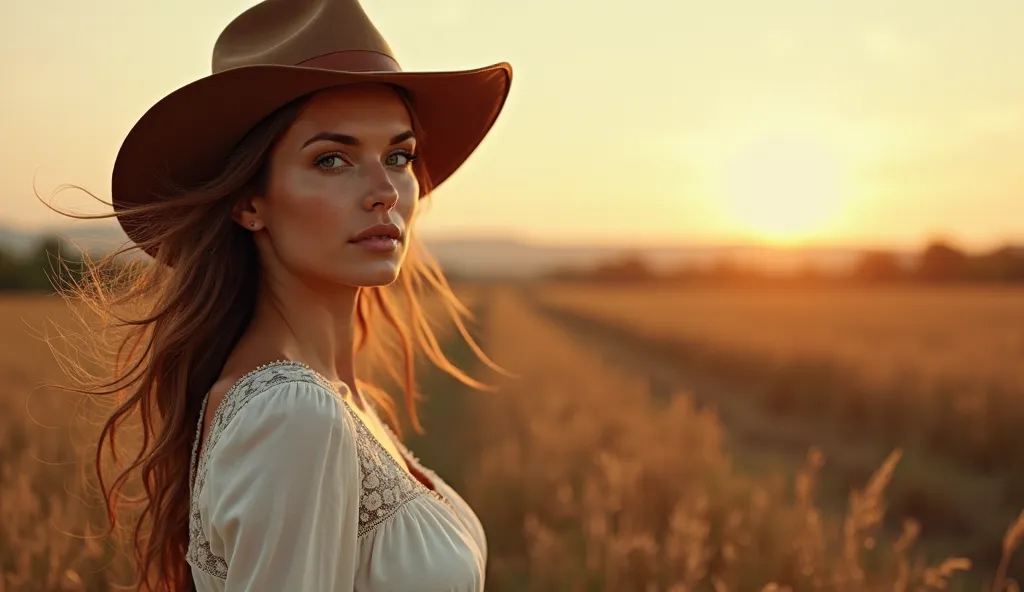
[714,130,851,245]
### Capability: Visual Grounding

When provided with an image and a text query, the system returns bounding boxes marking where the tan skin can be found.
[197,84,428,482]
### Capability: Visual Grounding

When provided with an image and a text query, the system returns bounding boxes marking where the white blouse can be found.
[185,361,487,591]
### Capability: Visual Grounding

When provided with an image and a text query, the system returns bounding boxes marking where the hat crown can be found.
[212,0,398,73]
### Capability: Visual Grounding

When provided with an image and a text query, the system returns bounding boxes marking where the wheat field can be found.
[534,283,1024,483]
[2,289,1023,591]
[466,288,1022,591]
[535,284,1024,403]
[531,283,1024,576]
[0,296,134,590]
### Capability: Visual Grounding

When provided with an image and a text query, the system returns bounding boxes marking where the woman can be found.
[57,0,512,590]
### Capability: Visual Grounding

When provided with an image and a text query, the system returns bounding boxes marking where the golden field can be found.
[535,284,1024,406]
[0,297,133,591]
[464,288,1024,591]
[532,283,1024,574]
[2,288,1024,590]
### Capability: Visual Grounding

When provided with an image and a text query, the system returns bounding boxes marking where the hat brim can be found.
[111,62,512,250]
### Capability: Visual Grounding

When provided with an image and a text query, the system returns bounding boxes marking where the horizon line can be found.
[1,220,1022,255]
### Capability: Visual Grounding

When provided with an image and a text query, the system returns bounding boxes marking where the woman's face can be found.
[247,84,421,288]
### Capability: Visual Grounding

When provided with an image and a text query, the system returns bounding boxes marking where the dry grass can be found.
[465,288,1024,591]
[536,284,1024,476]
[0,296,136,591]
[537,284,1024,396]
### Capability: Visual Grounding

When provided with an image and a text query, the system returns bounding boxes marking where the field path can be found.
[525,289,1011,570]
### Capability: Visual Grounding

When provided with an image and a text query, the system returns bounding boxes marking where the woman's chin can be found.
[343,261,403,287]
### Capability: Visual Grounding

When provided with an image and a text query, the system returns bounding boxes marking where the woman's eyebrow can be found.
[301,129,415,148]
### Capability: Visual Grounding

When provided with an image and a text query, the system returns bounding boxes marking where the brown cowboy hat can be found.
[111,0,512,251]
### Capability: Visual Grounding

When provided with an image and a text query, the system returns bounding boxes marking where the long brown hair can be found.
[44,87,503,591]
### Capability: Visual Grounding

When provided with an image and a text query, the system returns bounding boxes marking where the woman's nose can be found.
[361,167,399,211]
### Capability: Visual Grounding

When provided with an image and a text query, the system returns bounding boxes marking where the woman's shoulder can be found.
[199,361,355,464]
[214,360,344,418]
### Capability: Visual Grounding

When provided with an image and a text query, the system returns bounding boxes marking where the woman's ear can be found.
[232,193,264,231]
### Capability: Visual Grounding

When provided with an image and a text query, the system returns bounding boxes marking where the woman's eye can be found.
[316,154,346,170]
[385,151,417,167]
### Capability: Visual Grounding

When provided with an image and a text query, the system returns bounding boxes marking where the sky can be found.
[1,0,1023,251]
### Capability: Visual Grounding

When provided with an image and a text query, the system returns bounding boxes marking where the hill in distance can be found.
[0,221,910,280]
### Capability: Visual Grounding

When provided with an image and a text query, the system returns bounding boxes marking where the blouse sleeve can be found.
[205,380,361,591]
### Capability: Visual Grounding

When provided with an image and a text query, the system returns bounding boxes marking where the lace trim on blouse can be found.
[185,360,448,580]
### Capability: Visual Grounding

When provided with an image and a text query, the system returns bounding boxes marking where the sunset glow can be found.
[1,0,1023,251]
[715,130,851,245]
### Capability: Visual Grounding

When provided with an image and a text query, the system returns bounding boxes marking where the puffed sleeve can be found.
[204,380,361,590]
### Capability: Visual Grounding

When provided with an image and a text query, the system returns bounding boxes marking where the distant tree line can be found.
[0,236,92,292]
[856,241,1024,283]
[3,236,1023,291]
[549,239,1024,285]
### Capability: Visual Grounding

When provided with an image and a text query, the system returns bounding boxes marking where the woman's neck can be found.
[228,275,362,399]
